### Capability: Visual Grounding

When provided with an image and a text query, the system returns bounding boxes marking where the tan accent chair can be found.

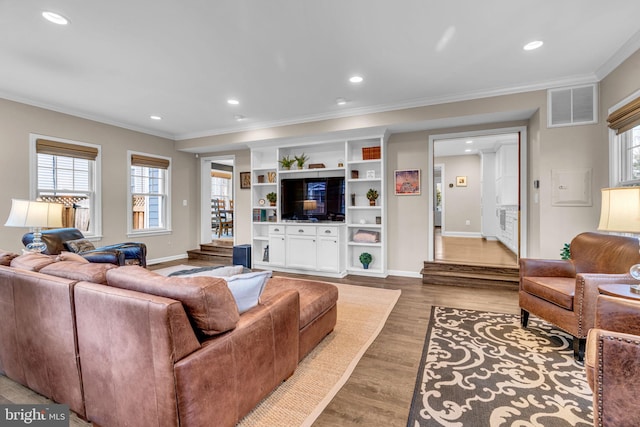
[519,232,640,361]
[586,295,640,427]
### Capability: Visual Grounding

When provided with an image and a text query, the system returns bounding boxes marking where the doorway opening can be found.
[428,127,527,267]
[200,155,235,245]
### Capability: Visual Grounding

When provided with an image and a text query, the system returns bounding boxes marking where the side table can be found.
[598,284,640,301]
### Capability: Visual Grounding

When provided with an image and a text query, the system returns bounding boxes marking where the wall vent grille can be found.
[548,84,598,128]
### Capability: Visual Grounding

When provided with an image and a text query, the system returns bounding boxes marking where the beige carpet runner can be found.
[239,282,401,426]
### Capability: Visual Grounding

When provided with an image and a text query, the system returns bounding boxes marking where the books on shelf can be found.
[253,209,267,222]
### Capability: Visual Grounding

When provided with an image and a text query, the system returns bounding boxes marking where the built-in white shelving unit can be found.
[249,131,388,277]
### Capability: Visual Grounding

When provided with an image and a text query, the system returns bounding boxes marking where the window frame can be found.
[30,134,102,239]
[127,150,172,237]
[608,88,640,187]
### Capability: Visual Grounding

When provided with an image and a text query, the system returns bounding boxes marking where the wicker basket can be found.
[362,146,381,160]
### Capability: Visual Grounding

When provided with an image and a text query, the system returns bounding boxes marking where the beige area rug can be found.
[239,282,401,427]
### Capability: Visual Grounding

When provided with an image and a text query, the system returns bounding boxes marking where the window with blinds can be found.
[129,151,171,233]
[609,92,640,186]
[34,137,99,234]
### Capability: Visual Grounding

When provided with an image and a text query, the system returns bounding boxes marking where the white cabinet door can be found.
[268,235,286,266]
[286,235,317,270]
[317,235,339,272]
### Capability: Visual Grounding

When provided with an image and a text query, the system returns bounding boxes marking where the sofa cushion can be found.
[224,270,272,313]
[56,251,90,263]
[107,266,239,336]
[10,252,56,271]
[0,250,19,266]
[64,238,96,253]
[40,261,117,284]
[522,276,575,310]
[262,276,338,329]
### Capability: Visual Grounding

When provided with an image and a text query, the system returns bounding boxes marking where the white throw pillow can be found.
[169,265,245,278]
[224,270,272,313]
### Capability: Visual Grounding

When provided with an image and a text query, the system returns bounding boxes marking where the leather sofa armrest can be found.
[173,289,300,427]
[97,242,147,267]
[519,258,575,278]
[585,327,640,427]
[80,249,125,265]
[575,273,639,337]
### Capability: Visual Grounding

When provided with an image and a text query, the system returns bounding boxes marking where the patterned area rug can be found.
[407,307,593,427]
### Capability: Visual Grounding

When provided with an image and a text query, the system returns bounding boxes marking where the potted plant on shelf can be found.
[359,252,372,269]
[266,192,277,206]
[366,189,379,206]
[279,155,295,170]
[294,153,309,169]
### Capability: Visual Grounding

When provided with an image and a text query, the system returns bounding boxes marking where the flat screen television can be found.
[280,177,345,221]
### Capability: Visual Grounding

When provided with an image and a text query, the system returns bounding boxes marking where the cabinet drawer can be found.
[317,226,339,237]
[286,225,317,236]
[268,225,285,235]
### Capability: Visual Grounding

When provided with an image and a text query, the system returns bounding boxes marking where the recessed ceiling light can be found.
[42,11,69,25]
[234,115,246,121]
[336,97,347,105]
[227,99,240,105]
[466,140,473,144]
[150,115,162,120]
[349,76,363,84]
[465,149,472,153]
[523,40,543,51]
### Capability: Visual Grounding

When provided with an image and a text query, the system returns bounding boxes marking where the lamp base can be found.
[26,229,47,253]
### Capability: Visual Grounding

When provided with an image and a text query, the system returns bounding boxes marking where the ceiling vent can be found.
[547,84,598,128]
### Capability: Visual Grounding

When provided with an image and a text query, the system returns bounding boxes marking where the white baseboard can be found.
[441,231,483,238]
[386,269,423,278]
[147,253,188,266]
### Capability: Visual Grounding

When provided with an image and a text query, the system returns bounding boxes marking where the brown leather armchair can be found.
[519,232,640,361]
[586,295,640,427]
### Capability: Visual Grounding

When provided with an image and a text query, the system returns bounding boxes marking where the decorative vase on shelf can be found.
[359,252,372,270]
[369,200,375,206]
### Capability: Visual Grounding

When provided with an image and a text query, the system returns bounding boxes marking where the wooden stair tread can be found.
[421,260,519,289]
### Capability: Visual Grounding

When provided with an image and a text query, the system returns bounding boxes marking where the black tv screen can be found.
[280,177,345,221]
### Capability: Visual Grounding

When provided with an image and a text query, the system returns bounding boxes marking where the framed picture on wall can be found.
[240,172,251,189]
[395,169,421,195]
[456,176,467,187]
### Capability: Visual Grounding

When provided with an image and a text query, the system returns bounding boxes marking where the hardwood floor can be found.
[435,227,518,267]
[0,259,519,427]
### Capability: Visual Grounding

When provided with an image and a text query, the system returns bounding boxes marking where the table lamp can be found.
[597,187,640,292]
[4,199,63,253]
[303,199,317,220]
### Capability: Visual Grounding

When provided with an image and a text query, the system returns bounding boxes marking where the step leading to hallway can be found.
[187,240,233,263]
[421,261,519,290]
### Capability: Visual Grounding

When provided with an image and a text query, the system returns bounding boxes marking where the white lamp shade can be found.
[598,187,640,233]
[4,199,64,228]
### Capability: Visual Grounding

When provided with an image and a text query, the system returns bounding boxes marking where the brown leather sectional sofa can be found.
[0,252,338,427]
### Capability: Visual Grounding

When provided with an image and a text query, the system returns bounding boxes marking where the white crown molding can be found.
[175,73,599,141]
[0,91,176,140]
[595,29,640,80]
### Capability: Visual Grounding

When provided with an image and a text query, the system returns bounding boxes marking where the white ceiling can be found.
[2,1,640,141]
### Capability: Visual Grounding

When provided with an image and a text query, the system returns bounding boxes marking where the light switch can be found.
[182,200,188,206]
